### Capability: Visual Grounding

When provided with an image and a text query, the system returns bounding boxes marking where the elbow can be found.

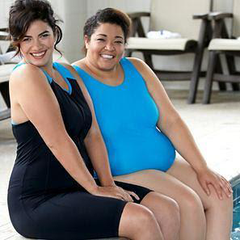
[161,112,183,134]
[45,132,71,153]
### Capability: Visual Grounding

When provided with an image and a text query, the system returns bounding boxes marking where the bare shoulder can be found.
[58,62,75,75]
[71,58,85,68]
[126,57,157,84]
[10,63,46,88]
[126,57,147,69]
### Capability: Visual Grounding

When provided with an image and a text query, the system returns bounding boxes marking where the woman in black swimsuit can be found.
[7,0,180,239]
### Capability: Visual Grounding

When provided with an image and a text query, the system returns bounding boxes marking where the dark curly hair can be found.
[83,8,131,53]
[8,0,62,55]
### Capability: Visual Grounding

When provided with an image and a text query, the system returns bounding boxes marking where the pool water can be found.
[231,175,240,240]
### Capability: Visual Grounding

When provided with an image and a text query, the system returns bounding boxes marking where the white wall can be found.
[50,0,87,62]
[87,0,150,16]
[0,0,12,28]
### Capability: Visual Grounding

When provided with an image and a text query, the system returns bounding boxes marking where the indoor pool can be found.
[231,174,240,240]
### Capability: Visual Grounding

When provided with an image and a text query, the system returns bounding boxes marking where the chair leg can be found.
[188,51,204,104]
[215,55,227,91]
[225,54,240,91]
[143,53,154,69]
[0,82,10,108]
[188,19,210,104]
[203,51,217,104]
[231,82,240,91]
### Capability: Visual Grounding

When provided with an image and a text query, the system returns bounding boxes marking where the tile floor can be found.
[0,89,240,239]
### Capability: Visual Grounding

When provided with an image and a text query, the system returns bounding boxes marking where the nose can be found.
[32,39,42,50]
[104,42,114,51]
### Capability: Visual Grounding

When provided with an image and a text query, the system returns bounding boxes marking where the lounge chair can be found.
[203,0,240,103]
[126,0,213,103]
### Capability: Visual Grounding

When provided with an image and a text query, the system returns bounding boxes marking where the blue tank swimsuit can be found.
[73,58,176,176]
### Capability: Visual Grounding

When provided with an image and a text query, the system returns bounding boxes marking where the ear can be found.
[84,35,90,50]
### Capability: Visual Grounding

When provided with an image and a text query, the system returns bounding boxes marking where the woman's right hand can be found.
[90,185,139,202]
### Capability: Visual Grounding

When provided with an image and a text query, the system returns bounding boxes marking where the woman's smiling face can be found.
[19,20,55,67]
[85,23,125,71]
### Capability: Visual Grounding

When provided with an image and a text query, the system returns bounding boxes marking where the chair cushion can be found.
[208,39,240,51]
[0,64,16,83]
[126,37,196,51]
[0,108,10,121]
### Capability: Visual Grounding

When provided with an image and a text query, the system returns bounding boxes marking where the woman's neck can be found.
[41,61,55,79]
[84,58,123,85]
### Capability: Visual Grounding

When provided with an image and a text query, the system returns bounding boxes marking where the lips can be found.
[31,50,47,58]
[101,54,114,59]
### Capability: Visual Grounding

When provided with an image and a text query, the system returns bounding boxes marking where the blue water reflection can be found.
[231,175,240,240]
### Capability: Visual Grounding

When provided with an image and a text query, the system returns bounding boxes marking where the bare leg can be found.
[168,158,233,240]
[115,167,206,240]
[119,201,164,240]
[140,192,180,240]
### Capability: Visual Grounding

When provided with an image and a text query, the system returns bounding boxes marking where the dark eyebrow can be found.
[22,35,31,38]
[23,30,50,38]
[96,34,107,37]
[115,36,124,40]
[39,30,50,37]
[96,34,123,40]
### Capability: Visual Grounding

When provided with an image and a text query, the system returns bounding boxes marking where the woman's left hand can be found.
[196,167,232,200]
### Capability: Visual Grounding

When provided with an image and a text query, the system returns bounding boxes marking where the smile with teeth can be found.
[101,54,114,59]
[31,50,46,58]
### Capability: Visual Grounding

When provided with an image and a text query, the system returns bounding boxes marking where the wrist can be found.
[194,164,208,174]
[87,184,99,194]
[98,176,115,187]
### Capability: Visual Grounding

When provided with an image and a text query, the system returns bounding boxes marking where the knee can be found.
[120,202,160,237]
[181,188,204,215]
[207,190,233,212]
[135,205,159,229]
[164,197,181,224]
[164,197,181,235]
[224,194,233,210]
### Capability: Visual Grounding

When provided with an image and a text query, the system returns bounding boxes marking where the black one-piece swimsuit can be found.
[7,62,151,240]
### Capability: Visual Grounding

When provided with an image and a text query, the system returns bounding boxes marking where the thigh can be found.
[23,191,127,240]
[114,167,200,206]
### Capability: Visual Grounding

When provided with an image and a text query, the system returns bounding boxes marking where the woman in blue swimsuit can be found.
[72,8,233,240]
[7,1,181,239]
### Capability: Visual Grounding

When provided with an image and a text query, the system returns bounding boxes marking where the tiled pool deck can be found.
[1,89,240,239]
